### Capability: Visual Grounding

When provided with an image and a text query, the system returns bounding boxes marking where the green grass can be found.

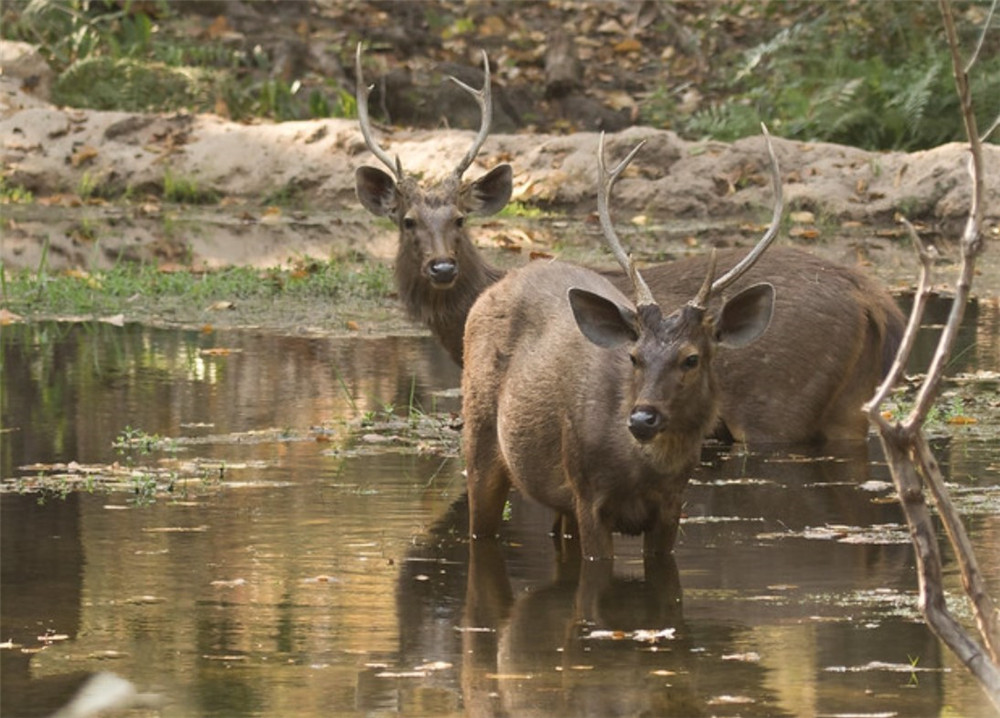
[162,168,220,205]
[2,260,394,319]
[0,177,35,204]
[497,201,557,220]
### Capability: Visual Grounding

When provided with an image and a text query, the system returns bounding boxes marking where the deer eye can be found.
[681,353,699,370]
[403,217,417,230]
[454,215,465,228]
[629,353,639,367]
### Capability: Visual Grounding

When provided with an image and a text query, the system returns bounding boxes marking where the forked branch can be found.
[864,0,1000,709]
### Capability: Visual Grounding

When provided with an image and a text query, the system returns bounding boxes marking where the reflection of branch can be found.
[865,0,1000,710]
[915,435,1000,664]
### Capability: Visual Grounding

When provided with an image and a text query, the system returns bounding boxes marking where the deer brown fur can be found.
[462,136,778,558]
[354,47,905,445]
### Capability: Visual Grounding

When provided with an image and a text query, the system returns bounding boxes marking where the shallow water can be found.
[2,318,998,718]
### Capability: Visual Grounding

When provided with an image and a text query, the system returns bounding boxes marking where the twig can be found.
[863,220,936,429]
[965,0,998,73]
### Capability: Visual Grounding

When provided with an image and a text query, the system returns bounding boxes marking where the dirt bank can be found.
[2,50,998,292]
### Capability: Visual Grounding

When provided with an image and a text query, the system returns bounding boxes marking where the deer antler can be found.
[703,123,784,300]
[448,50,494,179]
[597,132,655,308]
[355,43,402,179]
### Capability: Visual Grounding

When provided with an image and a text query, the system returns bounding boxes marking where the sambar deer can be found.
[354,47,905,445]
[461,132,780,559]
[354,44,512,367]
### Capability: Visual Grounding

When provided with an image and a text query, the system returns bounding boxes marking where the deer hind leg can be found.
[465,420,512,540]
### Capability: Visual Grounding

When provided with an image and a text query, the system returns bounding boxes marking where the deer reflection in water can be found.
[391,440,945,718]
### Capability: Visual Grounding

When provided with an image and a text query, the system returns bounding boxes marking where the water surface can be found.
[2,319,998,717]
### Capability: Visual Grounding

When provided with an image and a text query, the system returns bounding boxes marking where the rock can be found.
[0,41,54,102]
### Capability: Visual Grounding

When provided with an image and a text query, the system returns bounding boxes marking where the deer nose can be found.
[628,405,663,442]
[427,258,457,284]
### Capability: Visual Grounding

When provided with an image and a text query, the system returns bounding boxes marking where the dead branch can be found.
[863,0,1000,711]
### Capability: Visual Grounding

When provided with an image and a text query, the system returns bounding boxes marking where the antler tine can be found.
[690,249,718,310]
[597,132,655,308]
[708,123,784,296]
[355,43,401,178]
[448,50,493,179]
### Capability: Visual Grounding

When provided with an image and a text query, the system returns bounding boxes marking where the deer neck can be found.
[395,241,504,366]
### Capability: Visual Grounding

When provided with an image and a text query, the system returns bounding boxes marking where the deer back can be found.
[611,246,905,443]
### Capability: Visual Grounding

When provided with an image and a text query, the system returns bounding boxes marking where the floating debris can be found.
[824,660,950,674]
[583,628,676,643]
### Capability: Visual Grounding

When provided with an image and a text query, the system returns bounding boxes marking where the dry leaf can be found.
[789,226,820,240]
[99,314,125,327]
[200,347,238,357]
[0,309,24,325]
[70,145,99,167]
[260,206,282,224]
[207,15,230,39]
[614,37,642,54]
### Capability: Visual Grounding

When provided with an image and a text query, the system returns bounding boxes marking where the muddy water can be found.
[2,314,999,718]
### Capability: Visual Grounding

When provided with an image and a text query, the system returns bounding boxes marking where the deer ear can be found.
[715,282,774,348]
[569,288,640,349]
[462,164,513,216]
[356,166,399,217]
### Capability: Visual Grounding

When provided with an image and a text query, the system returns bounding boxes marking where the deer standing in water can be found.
[354,44,511,367]
[461,133,780,558]
[354,47,905,445]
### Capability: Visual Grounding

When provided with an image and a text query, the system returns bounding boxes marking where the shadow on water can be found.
[1,291,998,717]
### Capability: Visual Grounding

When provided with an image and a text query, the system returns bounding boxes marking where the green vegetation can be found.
[3,2,996,150]
[2,259,394,319]
[497,201,556,220]
[113,425,175,505]
[0,177,34,204]
[162,168,220,204]
[643,2,1000,151]
[3,0,355,121]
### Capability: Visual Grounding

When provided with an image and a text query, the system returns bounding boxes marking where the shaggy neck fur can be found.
[395,240,504,366]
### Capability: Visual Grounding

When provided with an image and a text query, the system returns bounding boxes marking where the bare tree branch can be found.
[966,0,998,73]
[865,1,1000,711]
[983,113,1000,144]
[863,220,937,431]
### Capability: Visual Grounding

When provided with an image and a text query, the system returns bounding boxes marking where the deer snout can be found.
[628,405,663,442]
[426,258,458,286]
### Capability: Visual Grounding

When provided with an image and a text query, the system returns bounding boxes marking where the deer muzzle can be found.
[426,258,458,286]
[628,405,663,442]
